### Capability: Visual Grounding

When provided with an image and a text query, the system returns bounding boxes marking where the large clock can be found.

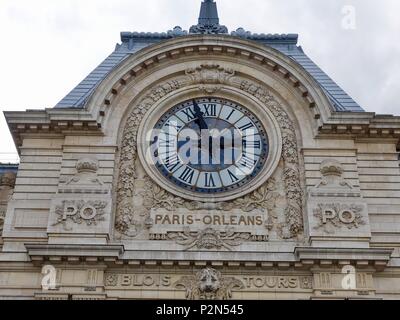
[138,94,282,202]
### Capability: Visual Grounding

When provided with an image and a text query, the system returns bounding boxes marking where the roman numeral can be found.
[179,167,195,184]
[226,109,235,121]
[204,173,216,188]
[238,154,257,170]
[164,154,180,172]
[243,139,261,149]
[164,120,182,131]
[204,104,217,117]
[181,108,196,122]
[239,122,255,131]
[159,137,175,148]
[228,169,240,183]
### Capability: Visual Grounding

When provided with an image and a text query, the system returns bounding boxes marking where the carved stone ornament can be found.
[0,206,6,234]
[0,172,16,188]
[316,159,354,191]
[76,158,99,173]
[239,80,303,238]
[313,203,366,234]
[52,200,108,231]
[168,227,251,251]
[185,64,235,93]
[175,268,244,300]
[115,69,304,240]
[59,157,107,194]
[105,274,118,287]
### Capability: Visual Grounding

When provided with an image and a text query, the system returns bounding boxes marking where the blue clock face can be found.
[151,97,269,194]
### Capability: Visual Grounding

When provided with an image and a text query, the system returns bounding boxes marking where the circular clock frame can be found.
[137,87,282,202]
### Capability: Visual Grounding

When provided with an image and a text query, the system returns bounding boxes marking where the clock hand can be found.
[193,99,208,130]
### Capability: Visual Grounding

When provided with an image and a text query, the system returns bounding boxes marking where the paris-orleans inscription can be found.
[115,64,304,243]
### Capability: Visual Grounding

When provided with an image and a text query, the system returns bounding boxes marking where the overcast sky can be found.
[0,0,399,161]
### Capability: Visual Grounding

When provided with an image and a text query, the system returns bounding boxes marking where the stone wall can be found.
[1,35,400,300]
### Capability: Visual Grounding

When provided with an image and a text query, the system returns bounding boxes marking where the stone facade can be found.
[1,30,400,300]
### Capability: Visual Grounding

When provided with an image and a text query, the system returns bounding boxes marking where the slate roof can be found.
[0,164,19,175]
[55,1,364,112]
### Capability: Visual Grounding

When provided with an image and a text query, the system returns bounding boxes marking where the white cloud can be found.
[0,0,399,159]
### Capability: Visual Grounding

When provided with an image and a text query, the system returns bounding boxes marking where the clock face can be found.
[150,97,269,195]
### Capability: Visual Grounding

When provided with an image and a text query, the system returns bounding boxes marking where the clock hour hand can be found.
[193,100,208,130]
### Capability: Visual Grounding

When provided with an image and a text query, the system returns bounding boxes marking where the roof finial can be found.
[190,0,228,34]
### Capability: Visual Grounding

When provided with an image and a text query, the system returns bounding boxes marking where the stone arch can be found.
[113,67,304,242]
[93,36,329,243]
[84,35,335,142]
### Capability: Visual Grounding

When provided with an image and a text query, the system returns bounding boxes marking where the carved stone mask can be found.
[197,268,221,293]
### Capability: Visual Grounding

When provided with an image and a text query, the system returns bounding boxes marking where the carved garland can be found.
[0,206,5,235]
[239,80,303,238]
[115,66,303,239]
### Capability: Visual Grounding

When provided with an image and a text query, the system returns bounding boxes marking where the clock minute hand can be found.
[193,100,208,130]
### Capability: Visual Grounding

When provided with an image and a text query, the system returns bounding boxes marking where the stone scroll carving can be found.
[175,268,244,300]
[168,227,251,251]
[115,67,304,241]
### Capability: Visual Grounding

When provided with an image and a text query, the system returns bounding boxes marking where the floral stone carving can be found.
[313,203,366,234]
[175,268,244,300]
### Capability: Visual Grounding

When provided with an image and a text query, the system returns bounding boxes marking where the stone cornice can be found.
[318,112,400,139]
[3,109,103,149]
[25,244,124,265]
[295,247,393,271]
[24,243,393,271]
